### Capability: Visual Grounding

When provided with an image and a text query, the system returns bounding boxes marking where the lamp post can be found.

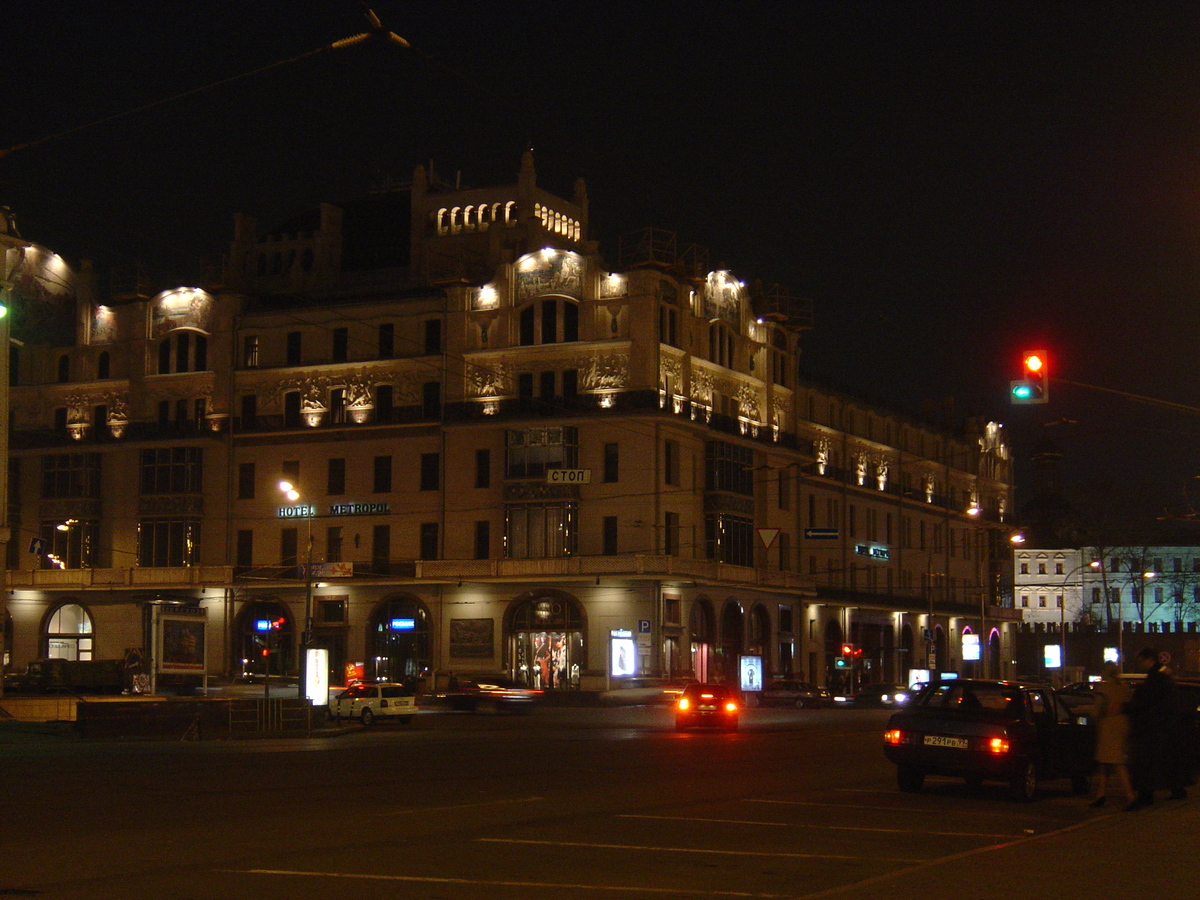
[280,480,314,701]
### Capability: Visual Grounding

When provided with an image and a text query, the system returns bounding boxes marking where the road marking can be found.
[478,837,923,863]
[376,796,544,816]
[786,817,1101,900]
[743,798,1040,825]
[231,869,789,897]
[619,814,1012,839]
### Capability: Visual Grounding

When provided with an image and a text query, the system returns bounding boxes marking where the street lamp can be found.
[279,479,314,701]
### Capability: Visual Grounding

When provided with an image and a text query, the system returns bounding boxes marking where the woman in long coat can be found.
[1088,663,1133,807]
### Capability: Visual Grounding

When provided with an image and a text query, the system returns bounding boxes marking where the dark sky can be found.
[6,1,1200,531]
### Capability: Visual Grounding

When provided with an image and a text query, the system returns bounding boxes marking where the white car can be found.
[330,682,417,725]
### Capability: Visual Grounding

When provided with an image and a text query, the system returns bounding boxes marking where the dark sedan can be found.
[757,680,831,709]
[442,675,542,712]
[883,679,1094,801]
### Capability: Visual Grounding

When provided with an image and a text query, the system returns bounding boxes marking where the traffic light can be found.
[1010,351,1049,404]
[835,644,856,668]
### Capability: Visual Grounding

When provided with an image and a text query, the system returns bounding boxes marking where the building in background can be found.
[2,154,1016,693]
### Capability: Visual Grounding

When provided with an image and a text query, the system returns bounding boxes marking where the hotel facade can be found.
[1,155,1018,694]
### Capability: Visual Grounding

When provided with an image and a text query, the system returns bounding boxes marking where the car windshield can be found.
[915,682,1023,717]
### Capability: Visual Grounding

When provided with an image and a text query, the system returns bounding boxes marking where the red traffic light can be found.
[1011,350,1049,404]
[841,644,853,656]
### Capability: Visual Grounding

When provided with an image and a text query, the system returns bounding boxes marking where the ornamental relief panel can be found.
[467,362,512,398]
[582,350,629,392]
[735,384,760,421]
[515,250,584,301]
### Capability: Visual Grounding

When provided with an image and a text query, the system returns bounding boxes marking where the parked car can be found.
[833,683,912,708]
[675,683,740,732]
[330,682,417,725]
[600,677,695,706]
[883,679,1094,801]
[443,675,542,712]
[757,680,831,709]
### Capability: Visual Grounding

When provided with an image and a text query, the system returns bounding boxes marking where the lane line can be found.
[376,796,544,816]
[229,869,789,897]
[788,817,1101,900]
[742,798,1046,827]
[619,813,1012,839]
[478,837,923,863]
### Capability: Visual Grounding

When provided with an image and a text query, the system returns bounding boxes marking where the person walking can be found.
[1087,663,1133,807]
[1124,647,1188,810]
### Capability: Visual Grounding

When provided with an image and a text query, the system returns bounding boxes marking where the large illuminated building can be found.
[2,154,1017,693]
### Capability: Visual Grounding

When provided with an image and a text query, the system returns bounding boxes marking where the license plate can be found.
[924,734,968,749]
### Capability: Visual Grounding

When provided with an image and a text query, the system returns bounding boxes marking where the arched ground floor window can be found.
[368,596,431,685]
[44,602,93,660]
[509,592,584,690]
[234,599,294,679]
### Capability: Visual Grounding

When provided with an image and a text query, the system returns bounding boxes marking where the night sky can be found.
[7,1,1200,532]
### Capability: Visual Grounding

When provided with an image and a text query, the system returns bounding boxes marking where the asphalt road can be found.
[1,705,1195,899]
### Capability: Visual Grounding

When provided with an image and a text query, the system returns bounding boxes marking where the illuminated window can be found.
[45,603,93,660]
[137,517,200,567]
[505,502,578,559]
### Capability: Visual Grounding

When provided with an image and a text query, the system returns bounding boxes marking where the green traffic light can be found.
[1011,382,1032,399]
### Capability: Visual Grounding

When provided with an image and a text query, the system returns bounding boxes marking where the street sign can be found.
[28,537,45,555]
[546,469,591,484]
[803,528,839,540]
[638,619,651,634]
[756,528,780,549]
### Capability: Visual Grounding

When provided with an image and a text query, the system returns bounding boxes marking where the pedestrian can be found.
[1124,647,1189,810]
[1087,663,1133,807]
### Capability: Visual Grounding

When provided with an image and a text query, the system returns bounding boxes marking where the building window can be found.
[327,526,343,562]
[664,511,680,556]
[705,441,754,496]
[474,520,490,559]
[1020,562,1029,575]
[139,448,202,494]
[475,449,491,488]
[42,453,101,499]
[45,603,93,660]
[332,327,348,363]
[372,524,390,574]
[240,394,258,429]
[97,352,110,379]
[705,514,754,566]
[281,527,298,569]
[505,502,578,559]
[327,458,346,495]
[39,520,98,569]
[281,460,300,486]
[374,456,392,493]
[664,440,679,486]
[708,323,734,367]
[375,384,394,422]
[506,426,578,478]
[603,443,619,483]
[518,373,535,411]
[284,391,301,428]
[603,516,618,555]
[424,319,442,354]
[57,354,70,383]
[420,523,439,560]
[238,462,255,499]
[330,387,346,425]
[242,335,259,368]
[286,331,302,365]
[137,518,201,566]
[236,529,253,569]
[378,323,394,359]
[422,381,441,419]
[517,298,579,346]
[659,305,677,347]
[420,453,439,491]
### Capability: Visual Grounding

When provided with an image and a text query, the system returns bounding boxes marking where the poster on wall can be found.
[610,629,635,677]
[450,618,495,659]
[157,611,207,674]
[739,655,763,693]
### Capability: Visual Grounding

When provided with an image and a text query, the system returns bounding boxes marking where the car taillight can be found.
[724,701,738,713]
[678,698,690,711]
[986,736,1009,754]
[883,728,906,745]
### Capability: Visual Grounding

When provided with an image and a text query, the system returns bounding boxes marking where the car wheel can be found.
[795,698,807,709]
[361,708,375,726]
[1009,760,1038,802]
[897,765,925,793]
